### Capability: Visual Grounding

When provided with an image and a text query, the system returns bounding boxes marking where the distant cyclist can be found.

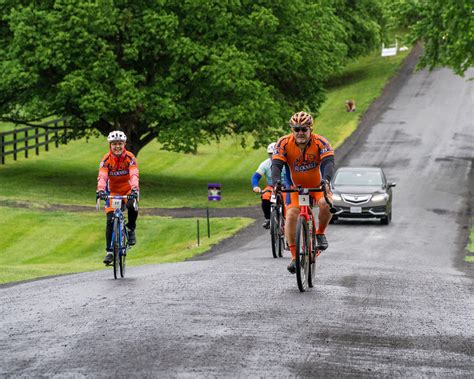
[96,131,139,265]
[271,111,335,274]
[251,142,285,229]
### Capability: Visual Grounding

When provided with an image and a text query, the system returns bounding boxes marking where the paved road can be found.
[1,63,473,376]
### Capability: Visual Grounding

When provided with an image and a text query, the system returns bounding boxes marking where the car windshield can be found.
[334,170,383,186]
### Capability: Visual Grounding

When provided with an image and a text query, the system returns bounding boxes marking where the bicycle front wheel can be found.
[119,225,127,278]
[308,220,318,288]
[113,218,120,280]
[295,216,310,292]
[270,207,280,258]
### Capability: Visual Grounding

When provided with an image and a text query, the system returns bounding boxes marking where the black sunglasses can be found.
[292,126,309,133]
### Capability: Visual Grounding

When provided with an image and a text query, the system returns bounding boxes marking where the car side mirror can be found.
[387,182,396,189]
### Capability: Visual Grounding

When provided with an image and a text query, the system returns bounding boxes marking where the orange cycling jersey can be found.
[273,133,334,188]
[97,150,139,194]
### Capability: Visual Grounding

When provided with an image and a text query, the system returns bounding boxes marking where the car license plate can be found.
[350,206,362,213]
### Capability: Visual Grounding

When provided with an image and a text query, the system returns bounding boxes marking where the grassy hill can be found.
[0,50,409,209]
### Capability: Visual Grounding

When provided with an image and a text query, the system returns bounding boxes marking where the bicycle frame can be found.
[298,200,316,233]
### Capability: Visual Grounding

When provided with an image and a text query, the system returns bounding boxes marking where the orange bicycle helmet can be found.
[289,111,314,128]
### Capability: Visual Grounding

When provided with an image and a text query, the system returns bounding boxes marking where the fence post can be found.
[63,124,67,144]
[54,130,59,148]
[206,207,211,238]
[13,131,17,161]
[1,135,4,165]
[45,128,49,152]
[35,128,39,155]
[24,129,28,158]
[197,219,200,246]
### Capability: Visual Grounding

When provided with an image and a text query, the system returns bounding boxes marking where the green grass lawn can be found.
[0,121,16,131]
[319,52,409,148]
[0,51,409,208]
[0,207,252,284]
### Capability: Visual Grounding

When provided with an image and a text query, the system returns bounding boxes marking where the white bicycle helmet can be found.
[267,142,276,154]
[107,130,127,143]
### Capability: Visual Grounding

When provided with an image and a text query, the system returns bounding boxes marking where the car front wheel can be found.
[381,213,391,225]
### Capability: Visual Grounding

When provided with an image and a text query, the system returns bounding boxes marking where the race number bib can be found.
[111,198,122,209]
[298,194,310,206]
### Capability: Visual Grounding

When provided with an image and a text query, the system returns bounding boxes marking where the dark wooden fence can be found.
[0,119,70,164]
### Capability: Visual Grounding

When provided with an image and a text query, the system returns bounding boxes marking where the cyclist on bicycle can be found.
[96,131,139,265]
[251,142,286,229]
[271,111,335,274]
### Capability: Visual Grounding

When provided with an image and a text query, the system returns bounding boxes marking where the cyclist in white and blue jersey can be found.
[251,142,286,228]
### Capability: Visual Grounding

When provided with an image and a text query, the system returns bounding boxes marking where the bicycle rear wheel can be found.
[276,196,285,257]
[113,218,120,280]
[278,206,285,258]
[295,216,310,292]
[270,206,280,258]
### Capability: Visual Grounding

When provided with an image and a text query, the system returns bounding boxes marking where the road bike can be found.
[96,195,137,279]
[279,185,335,292]
[269,191,286,258]
[259,189,286,259]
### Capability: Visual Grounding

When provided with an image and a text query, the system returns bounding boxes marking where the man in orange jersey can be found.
[272,111,335,274]
[96,131,139,265]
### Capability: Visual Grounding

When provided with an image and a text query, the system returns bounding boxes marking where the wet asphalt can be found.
[1,57,473,376]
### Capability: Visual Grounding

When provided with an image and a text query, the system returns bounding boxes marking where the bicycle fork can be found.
[109,214,127,257]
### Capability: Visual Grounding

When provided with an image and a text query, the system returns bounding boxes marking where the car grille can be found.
[335,206,387,216]
[341,194,371,205]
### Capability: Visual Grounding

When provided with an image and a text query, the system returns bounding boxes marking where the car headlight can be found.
[371,193,389,202]
[332,193,342,201]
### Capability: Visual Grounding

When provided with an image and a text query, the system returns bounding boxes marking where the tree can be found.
[389,0,473,76]
[333,0,387,59]
[0,0,383,155]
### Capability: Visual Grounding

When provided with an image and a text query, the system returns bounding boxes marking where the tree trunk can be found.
[126,129,142,156]
[122,120,158,157]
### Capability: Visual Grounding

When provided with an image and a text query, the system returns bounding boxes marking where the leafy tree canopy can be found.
[1,0,386,155]
[334,0,387,58]
[388,0,473,76]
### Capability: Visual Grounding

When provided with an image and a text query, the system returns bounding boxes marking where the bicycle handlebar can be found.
[276,185,337,214]
[96,195,138,211]
[105,195,136,200]
[279,187,323,193]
